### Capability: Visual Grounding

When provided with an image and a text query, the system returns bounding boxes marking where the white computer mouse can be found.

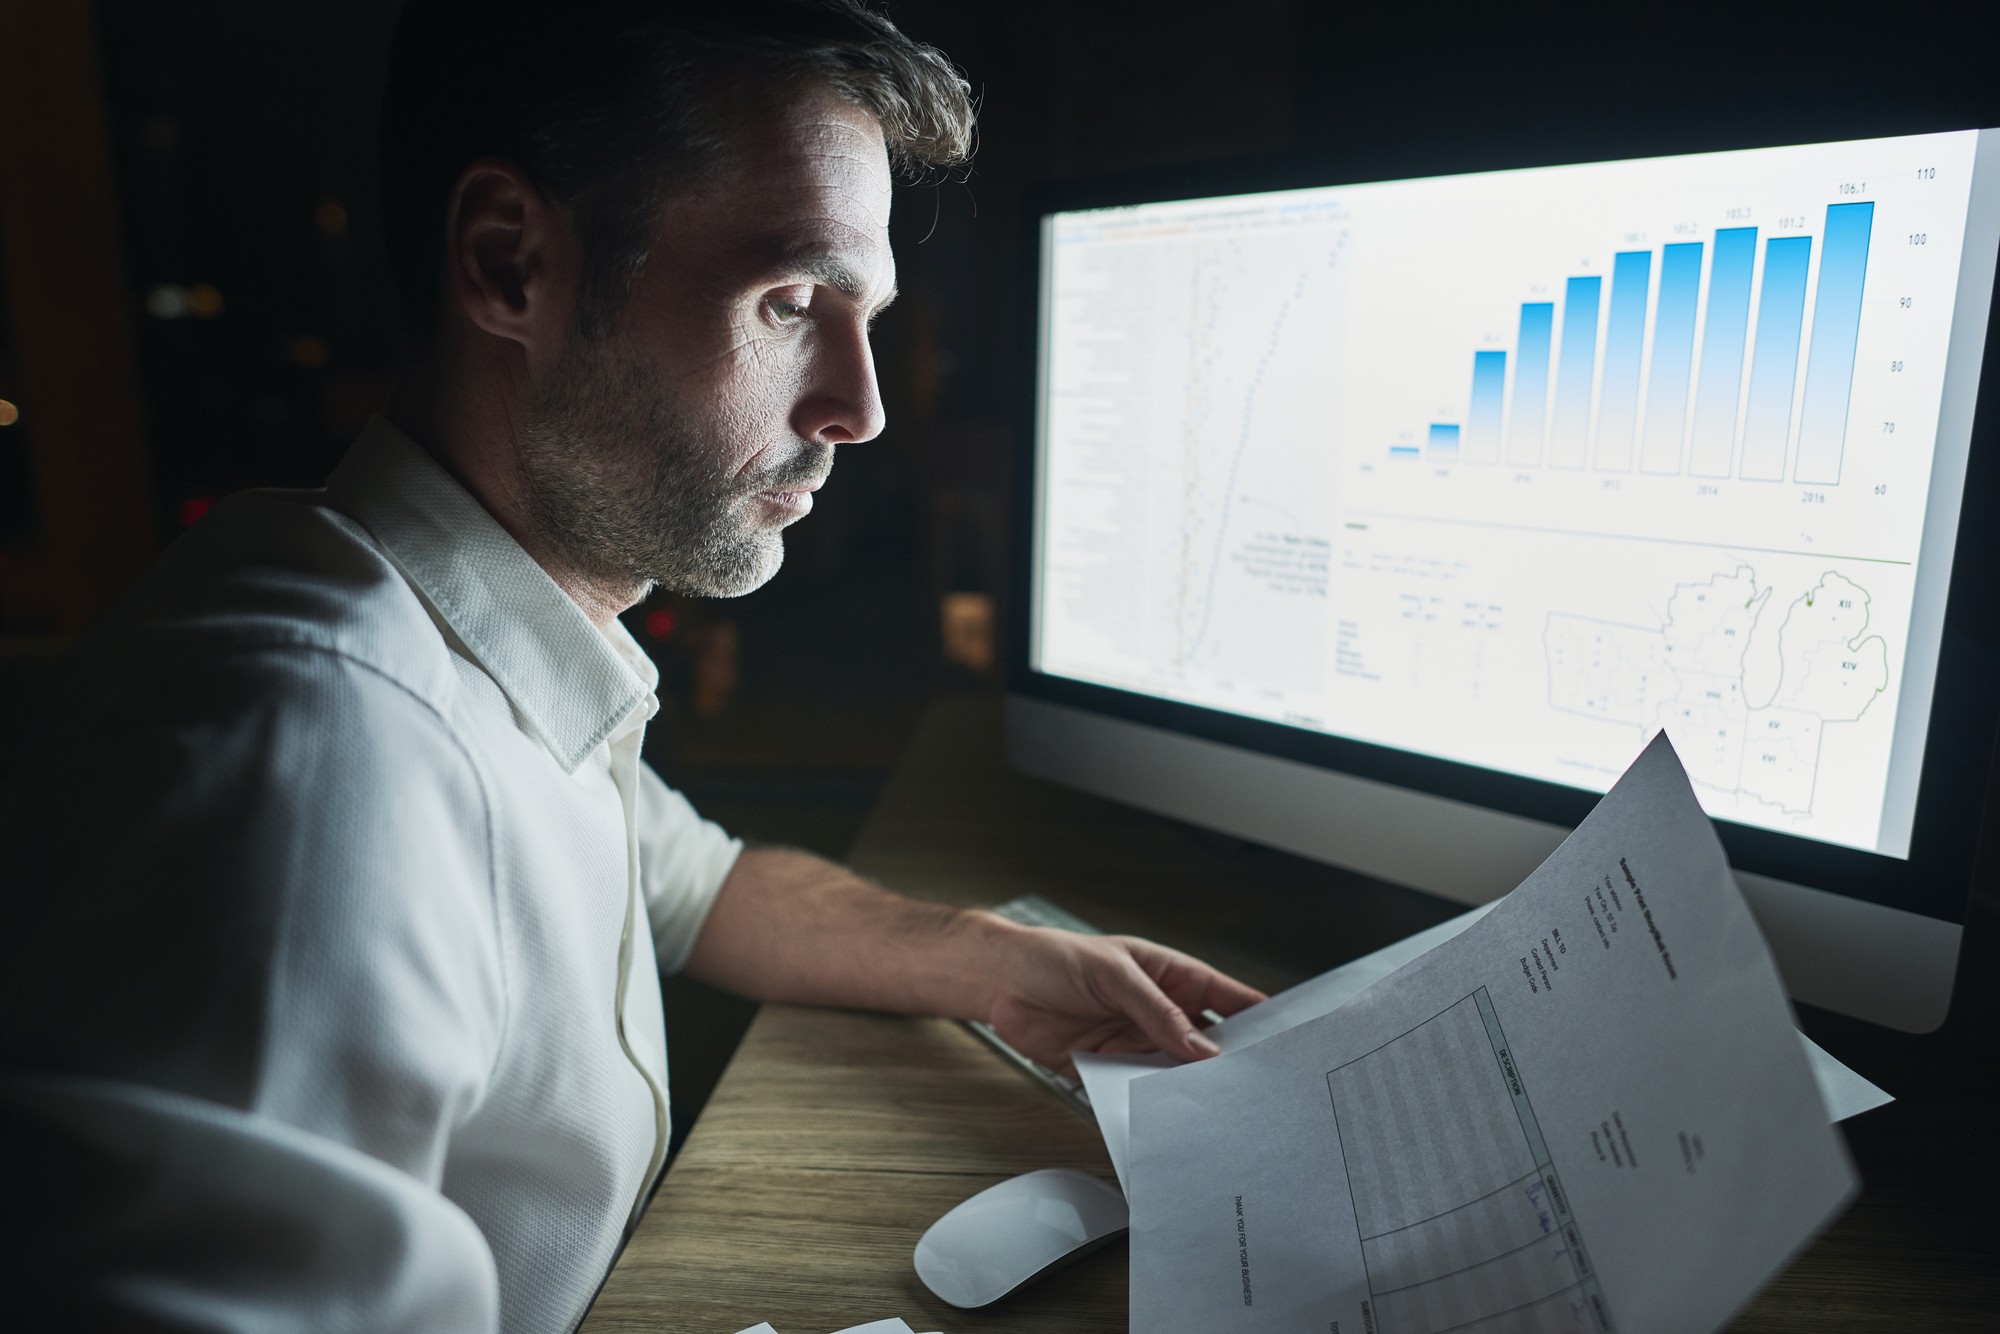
[913,1167,1129,1308]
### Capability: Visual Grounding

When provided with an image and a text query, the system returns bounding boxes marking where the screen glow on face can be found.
[1032,129,1995,859]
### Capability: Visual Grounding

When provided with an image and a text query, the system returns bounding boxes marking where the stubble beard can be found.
[520,331,832,600]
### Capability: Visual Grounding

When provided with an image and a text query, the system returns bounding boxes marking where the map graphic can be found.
[1544,566,1890,815]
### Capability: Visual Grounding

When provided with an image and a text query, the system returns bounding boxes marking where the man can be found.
[0,2,1264,1329]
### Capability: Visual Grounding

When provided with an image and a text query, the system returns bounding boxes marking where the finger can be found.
[1003,1014,1126,1071]
[1105,956,1220,1061]
[1123,938,1268,1017]
[1060,1015,1137,1059]
[1095,1028,1169,1054]
[1192,967,1267,1017]
[1054,1024,1170,1077]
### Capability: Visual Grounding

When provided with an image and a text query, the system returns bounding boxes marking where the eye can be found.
[763,288,813,326]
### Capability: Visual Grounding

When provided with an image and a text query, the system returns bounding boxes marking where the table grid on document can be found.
[1325,989,1612,1333]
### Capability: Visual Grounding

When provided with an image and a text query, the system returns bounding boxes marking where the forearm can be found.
[682,846,1025,1019]
[683,846,1267,1067]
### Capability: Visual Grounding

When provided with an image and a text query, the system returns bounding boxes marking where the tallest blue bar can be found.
[1794,202,1876,484]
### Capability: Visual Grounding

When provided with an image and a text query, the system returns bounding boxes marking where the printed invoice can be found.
[1125,734,1857,1333]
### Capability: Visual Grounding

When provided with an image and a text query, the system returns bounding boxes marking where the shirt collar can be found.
[326,416,658,774]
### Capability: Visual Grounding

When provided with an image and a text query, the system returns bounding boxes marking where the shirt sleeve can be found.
[0,645,506,1331]
[632,759,742,975]
[1,1077,499,1331]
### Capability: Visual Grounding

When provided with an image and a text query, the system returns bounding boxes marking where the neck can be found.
[386,339,645,632]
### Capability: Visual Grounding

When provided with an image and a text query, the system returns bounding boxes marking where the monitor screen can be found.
[1028,128,2000,868]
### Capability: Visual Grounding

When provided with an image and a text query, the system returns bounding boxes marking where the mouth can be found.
[757,483,819,517]
[749,453,831,520]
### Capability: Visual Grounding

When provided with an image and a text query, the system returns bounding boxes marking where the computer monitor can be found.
[1007,126,2000,1034]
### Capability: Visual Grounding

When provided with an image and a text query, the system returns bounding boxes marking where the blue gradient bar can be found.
[1794,201,1875,484]
[1467,351,1506,463]
[1689,227,1757,477]
[1389,444,1420,459]
[1640,242,1703,473]
[1428,423,1461,460]
[1508,303,1554,465]
[1739,235,1812,480]
[1593,251,1652,471]
[1548,276,1602,469]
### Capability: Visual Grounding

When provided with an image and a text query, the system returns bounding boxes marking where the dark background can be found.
[3,0,1998,1152]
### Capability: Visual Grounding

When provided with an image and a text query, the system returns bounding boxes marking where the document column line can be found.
[1429,1283,1588,1334]
[1350,1167,1544,1242]
[1369,1227,1580,1297]
[1473,987,1614,1331]
[1323,1080,1371,1296]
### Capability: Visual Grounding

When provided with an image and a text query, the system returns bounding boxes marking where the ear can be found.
[442,157,575,357]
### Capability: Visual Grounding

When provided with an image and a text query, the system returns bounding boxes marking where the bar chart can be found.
[1400,201,1876,485]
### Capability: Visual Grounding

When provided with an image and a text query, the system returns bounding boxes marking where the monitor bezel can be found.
[1006,124,2000,930]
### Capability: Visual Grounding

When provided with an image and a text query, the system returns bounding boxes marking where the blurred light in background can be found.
[643,608,677,642]
[0,400,18,427]
[146,282,225,320]
[940,591,995,674]
[284,335,330,368]
[314,198,348,235]
[691,620,740,719]
[145,284,187,319]
[177,496,215,526]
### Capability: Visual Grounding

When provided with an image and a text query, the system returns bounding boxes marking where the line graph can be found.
[1137,228,1342,692]
[1174,270,1306,666]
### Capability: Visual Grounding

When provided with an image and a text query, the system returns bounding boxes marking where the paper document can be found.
[1125,734,1858,1333]
[1077,903,1501,1193]
[1078,916,1888,1193]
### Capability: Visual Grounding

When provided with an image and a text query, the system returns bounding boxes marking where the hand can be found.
[982,926,1267,1071]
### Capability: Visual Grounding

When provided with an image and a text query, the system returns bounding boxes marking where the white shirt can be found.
[0,418,743,1332]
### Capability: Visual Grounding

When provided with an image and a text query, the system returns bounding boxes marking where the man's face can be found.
[520,85,897,598]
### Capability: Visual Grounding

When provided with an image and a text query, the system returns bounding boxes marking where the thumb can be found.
[1109,958,1221,1061]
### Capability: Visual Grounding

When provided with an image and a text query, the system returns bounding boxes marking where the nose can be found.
[791,316,887,446]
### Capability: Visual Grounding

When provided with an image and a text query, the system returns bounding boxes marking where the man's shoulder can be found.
[79,488,457,716]
[4,489,494,918]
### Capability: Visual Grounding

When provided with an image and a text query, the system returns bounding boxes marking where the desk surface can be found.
[582,696,2000,1334]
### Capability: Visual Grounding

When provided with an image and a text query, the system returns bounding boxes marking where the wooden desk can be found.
[582,697,2000,1333]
